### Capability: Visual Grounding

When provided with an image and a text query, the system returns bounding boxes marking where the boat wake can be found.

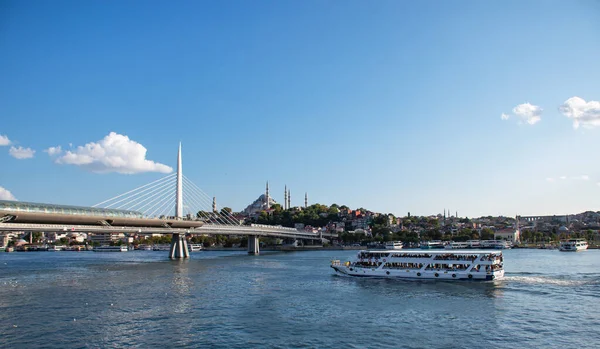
[503,275,594,287]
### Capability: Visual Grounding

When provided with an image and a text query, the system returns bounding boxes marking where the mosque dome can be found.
[558,226,569,232]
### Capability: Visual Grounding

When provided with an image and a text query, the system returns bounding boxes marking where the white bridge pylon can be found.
[92,143,243,226]
[91,144,321,257]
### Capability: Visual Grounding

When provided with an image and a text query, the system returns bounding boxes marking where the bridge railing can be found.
[199,224,318,237]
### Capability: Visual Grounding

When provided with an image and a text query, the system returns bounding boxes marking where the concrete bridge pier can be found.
[248,235,259,255]
[169,233,189,259]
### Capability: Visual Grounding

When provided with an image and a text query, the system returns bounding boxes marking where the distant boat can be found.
[93,246,128,252]
[385,241,403,250]
[444,242,469,249]
[467,240,481,248]
[189,244,204,252]
[493,241,513,249]
[559,239,588,252]
[420,241,445,249]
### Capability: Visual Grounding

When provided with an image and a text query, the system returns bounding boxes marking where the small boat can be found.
[493,241,513,249]
[420,240,445,249]
[93,245,128,252]
[559,239,588,252]
[331,250,504,281]
[385,241,403,250]
[467,240,481,248]
[444,242,469,249]
[188,244,204,252]
[479,240,497,249]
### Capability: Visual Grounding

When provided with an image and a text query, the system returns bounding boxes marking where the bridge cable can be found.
[108,174,175,210]
[181,178,231,224]
[94,173,175,209]
[148,192,176,218]
[182,177,240,225]
[144,189,176,218]
[115,176,175,211]
[180,182,233,225]
[134,181,177,215]
[182,175,241,225]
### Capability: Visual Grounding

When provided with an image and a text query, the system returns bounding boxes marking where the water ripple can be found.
[1,249,599,348]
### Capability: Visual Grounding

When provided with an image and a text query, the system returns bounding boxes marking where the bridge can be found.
[0,144,333,257]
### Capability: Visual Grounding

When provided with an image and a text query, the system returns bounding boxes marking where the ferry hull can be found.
[331,265,503,281]
[559,247,588,252]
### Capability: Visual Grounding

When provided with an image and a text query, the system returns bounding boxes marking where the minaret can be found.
[287,189,291,209]
[305,192,307,208]
[515,215,521,242]
[265,181,270,210]
[212,197,217,213]
[284,185,288,210]
[176,142,183,219]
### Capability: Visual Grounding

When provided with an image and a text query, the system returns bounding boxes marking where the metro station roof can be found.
[0,200,143,218]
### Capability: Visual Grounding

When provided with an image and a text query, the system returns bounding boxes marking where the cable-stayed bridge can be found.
[0,144,326,258]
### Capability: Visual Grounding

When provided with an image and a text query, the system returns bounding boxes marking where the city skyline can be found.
[1,1,599,217]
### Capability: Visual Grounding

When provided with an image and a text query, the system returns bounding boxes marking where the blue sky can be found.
[1,0,599,218]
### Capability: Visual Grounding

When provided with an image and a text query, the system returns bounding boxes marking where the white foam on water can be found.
[504,275,587,286]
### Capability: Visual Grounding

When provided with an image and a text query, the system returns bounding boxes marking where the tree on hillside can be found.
[480,228,494,240]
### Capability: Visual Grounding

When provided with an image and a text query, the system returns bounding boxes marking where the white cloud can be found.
[9,146,35,159]
[548,175,592,184]
[55,132,173,174]
[0,134,11,146]
[0,186,16,200]
[501,103,542,125]
[558,96,600,129]
[44,146,63,156]
[512,103,542,125]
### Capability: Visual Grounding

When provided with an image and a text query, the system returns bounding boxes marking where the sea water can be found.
[1,249,599,348]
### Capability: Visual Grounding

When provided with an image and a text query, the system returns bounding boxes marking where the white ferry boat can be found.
[188,244,204,252]
[559,239,588,252]
[385,241,403,250]
[493,240,513,249]
[93,245,128,252]
[444,242,469,249]
[420,240,445,249]
[467,240,481,248]
[331,250,504,281]
[480,240,498,249]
